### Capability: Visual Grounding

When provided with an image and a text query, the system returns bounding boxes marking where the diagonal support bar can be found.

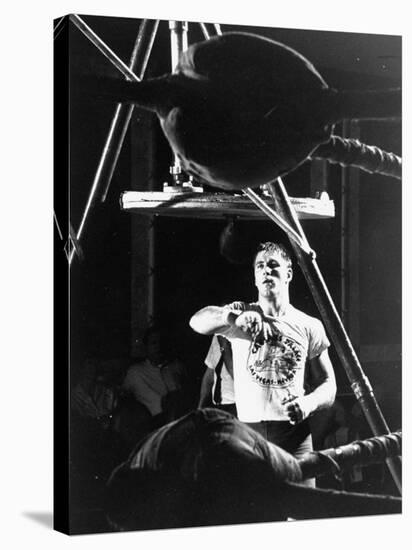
[243,188,314,255]
[68,17,159,265]
[70,14,141,81]
[53,16,67,41]
[99,19,159,202]
[199,22,223,39]
[199,22,212,39]
[267,177,401,494]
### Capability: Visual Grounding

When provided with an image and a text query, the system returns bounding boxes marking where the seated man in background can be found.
[122,325,188,428]
[71,357,123,425]
[70,357,128,494]
[198,334,237,417]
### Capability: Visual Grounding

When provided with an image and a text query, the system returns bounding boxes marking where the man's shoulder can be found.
[287,305,323,328]
[125,359,151,377]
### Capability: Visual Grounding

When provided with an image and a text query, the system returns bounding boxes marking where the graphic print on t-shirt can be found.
[247,333,303,389]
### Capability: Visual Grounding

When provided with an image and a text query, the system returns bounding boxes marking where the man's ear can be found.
[287,267,293,283]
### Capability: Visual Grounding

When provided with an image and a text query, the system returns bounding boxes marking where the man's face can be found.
[254,250,292,298]
[146,332,164,364]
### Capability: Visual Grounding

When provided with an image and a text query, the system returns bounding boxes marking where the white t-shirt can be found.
[204,335,235,405]
[122,358,184,416]
[219,303,330,422]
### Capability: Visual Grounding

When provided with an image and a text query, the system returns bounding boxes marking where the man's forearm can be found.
[304,378,336,416]
[303,350,337,417]
[189,306,238,335]
[285,377,336,425]
[198,368,215,407]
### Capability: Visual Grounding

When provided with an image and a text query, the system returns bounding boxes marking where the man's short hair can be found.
[253,242,293,268]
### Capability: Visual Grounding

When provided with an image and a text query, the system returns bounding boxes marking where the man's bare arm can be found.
[304,349,337,413]
[284,349,336,424]
[189,306,239,335]
[198,368,215,408]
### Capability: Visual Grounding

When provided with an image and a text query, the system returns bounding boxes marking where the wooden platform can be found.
[120,191,335,220]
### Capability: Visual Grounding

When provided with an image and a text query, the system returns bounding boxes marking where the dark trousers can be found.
[246,419,315,486]
[214,403,238,417]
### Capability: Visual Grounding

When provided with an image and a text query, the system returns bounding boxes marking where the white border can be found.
[2,1,409,548]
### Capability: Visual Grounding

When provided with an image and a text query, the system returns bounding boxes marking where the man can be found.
[122,326,188,427]
[190,242,336,466]
[198,334,237,417]
[105,408,300,530]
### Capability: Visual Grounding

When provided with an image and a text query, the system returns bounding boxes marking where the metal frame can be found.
[63,15,401,493]
[67,16,159,264]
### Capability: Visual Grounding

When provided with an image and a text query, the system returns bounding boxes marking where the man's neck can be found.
[258,294,290,317]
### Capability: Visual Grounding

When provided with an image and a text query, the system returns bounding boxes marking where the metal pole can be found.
[243,188,313,254]
[168,21,188,185]
[213,24,222,35]
[100,20,160,202]
[68,18,159,264]
[199,22,222,39]
[53,16,66,40]
[267,177,402,494]
[340,122,349,325]
[199,22,211,39]
[70,15,140,81]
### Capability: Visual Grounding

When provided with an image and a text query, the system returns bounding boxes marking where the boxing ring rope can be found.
[313,135,402,179]
[65,16,402,493]
[298,431,401,481]
[287,431,402,518]
[67,16,158,265]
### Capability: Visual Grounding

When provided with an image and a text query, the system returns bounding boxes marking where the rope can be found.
[298,431,401,481]
[348,431,402,461]
[312,135,402,180]
[316,451,344,487]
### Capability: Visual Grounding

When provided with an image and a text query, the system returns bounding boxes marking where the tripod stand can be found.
[54,14,402,493]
